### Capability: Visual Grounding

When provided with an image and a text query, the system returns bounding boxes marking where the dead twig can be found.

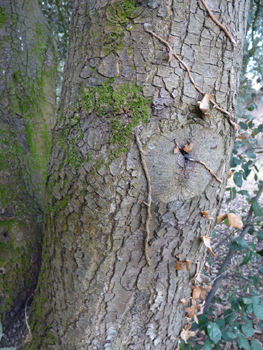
[188,157,223,183]
[135,132,151,266]
[200,0,236,47]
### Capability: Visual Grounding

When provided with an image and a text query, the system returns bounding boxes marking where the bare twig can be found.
[23,294,33,345]
[188,157,222,183]
[144,25,235,128]
[200,0,236,47]
[135,133,151,266]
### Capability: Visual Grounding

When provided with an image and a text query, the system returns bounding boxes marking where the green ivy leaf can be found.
[203,340,212,350]
[240,251,252,266]
[242,321,255,337]
[256,230,263,240]
[234,172,243,187]
[207,322,222,344]
[252,202,263,217]
[243,297,252,304]
[253,303,263,319]
[237,335,251,349]
[226,331,237,339]
[251,339,262,350]
[256,249,263,257]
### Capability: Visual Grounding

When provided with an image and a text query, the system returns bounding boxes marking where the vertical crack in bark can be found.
[135,132,151,267]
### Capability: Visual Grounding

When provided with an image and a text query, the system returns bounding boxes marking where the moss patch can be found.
[0,6,6,29]
[81,80,151,165]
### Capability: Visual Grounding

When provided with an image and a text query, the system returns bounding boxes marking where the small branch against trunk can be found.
[199,0,236,47]
[188,158,223,183]
[135,132,151,267]
[144,24,236,128]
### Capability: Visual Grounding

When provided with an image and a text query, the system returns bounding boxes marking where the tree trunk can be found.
[0,0,56,344]
[29,0,249,349]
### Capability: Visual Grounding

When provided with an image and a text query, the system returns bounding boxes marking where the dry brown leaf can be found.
[180,298,187,306]
[204,261,212,275]
[228,170,234,179]
[174,145,180,154]
[185,303,201,318]
[217,213,228,224]
[200,234,216,257]
[197,93,212,116]
[180,329,197,343]
[201,210,213,220]
[183,143,193,153]
[237,133,247,141]
[227,212,243,229]
[193,314,199,323]
[185,260,190,272]
[175,261,184,270]
[191,285,202,300]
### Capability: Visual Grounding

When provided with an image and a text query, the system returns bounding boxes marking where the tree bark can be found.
[0,0,56,344]
[29,0,249,349]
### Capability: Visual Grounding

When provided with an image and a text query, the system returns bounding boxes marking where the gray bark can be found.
[28,0,249,349]
[0,0,56,345]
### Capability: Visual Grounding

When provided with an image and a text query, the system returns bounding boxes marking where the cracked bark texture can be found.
[0,0,56,345]
[29,0,249,349]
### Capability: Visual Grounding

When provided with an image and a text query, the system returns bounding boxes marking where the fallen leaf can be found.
[185,303,201,318]
[174,145,180,154]
[180,298,187,306]
[227,212,243,229]
[217,213,228,224]
[175,261,184,270]
[185,260,190,271]
[202,211,213,220]
[183,142,193,152]
[204,262,212,275]
[193,314,199,323]
[191,285,202,300]
[228,171,234,179]
[180,329,197,343]
[200,234,216,257]
[197,93,212,116]
[237,133,247,141]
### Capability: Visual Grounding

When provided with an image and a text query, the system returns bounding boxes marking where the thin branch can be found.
[144,25,235,128]
[200,0,236,47]
[135,133,151,267]
[188,157,222,183]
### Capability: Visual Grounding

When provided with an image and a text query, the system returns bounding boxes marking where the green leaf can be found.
[243,297,252,304]
[256,230,263,240]
[259,268,263,274]
[247,103,255,111]
[256,249,263,257]
[242,321,255,337]
[203,340,212,350]
[0,322,2,340]
[251,339,262,350]
[226,331,237,339]
[253,303,263,319]
[258,321,263,330]
[252,202,263,217]
[180,341,185,350]
[237,335,251,349]
[257,125,263,133]
[240,251,252,266]
[234,172,243,187]
[207,322,222,344]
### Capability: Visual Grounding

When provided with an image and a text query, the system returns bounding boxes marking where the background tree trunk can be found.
[29,0,249,349]
[0,0,56,344]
